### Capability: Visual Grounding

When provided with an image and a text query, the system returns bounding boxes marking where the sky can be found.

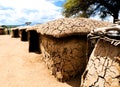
[0,0,66,25]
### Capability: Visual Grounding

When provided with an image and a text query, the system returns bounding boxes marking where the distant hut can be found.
[27,26,41,54]
[37,18,111,81]
[19,27,28,41]
[81,25,120,87]
[0,27,5,35]
[11,28,19,38]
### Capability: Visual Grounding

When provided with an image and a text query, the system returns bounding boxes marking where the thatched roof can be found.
[26,25,39,31]
[37,18,112,38]
[11,28,19,30]
[88,25,120,46]
[18,26,27,30]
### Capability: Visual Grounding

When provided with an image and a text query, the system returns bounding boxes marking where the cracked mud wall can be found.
[40,35,89,81]
[81,39,120,87]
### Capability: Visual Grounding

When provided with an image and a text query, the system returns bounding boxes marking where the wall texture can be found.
[40,35,89,81]
[81,39,120,87]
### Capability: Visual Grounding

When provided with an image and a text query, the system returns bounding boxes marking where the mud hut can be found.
[11,28,19,38]
[81,25,120,87]
[19,27,28,41]
[27,26,41,54]
[0,27,5,35]
[37,18,111,81]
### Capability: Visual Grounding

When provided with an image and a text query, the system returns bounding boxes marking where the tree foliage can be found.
[62,0,120,23]
[25,22,31,26]
[1,25,8,28]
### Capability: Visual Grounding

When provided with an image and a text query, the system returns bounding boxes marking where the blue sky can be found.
[0,0,66,25]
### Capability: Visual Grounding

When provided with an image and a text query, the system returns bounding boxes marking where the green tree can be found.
[1,25,8,28]
[62,0,120,23]
[25,22,31,26]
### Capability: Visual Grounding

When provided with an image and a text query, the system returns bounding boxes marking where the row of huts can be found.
[0,27,10,35]
[0,27,5,35]
[11,17,120,87]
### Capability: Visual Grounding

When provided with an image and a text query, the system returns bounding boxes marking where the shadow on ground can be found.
[66,75,81,87]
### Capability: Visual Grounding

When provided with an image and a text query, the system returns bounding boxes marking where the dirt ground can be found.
[0,35,81,87]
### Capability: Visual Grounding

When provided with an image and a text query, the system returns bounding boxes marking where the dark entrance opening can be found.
[20,29,28,41]
[28,30,41,54]
[11,29,19,38]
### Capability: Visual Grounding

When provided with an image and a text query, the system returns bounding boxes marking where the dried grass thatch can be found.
[26,25,39,31]
[88,25,120,46]
[37,18,112,38]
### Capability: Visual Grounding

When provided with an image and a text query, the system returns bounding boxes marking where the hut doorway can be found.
[28,30,41,54]
[20,29,28,41]
[11,29,19,38]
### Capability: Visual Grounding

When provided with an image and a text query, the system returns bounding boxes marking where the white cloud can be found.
[0,0,65,25]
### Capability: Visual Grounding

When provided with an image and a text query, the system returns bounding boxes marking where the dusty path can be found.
[0,35,80,87]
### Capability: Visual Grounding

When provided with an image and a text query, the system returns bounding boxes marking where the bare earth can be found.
[0,35,81,87]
